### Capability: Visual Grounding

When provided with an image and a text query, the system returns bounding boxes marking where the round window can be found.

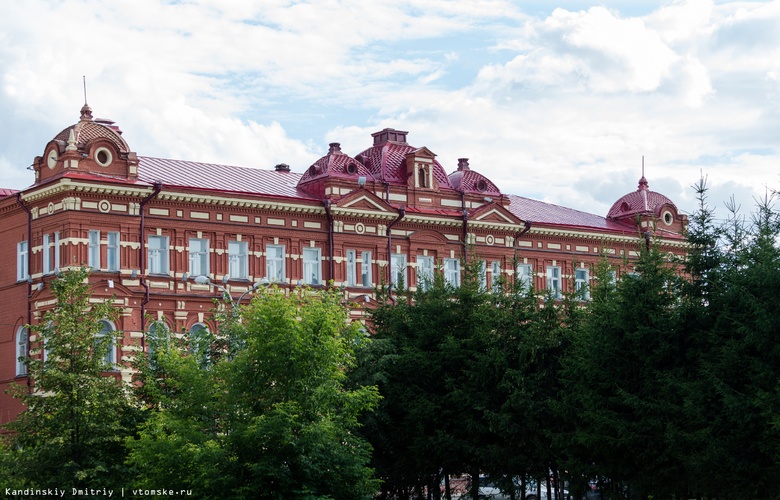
[662,211,674,226]
[476,179,488,192]
[95,147,113,167]
[346,163,358,175]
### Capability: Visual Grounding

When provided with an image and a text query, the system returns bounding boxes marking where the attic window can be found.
[346,163,358,175]
[621,201,630,212]
[418,167,428,188]
[476,179,488,192]
[663,211,674,226]
[95,147,113,167]
[308,165,318,176]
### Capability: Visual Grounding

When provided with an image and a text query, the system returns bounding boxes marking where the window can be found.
[575,268,590,300]
[16,327,28,376]
[17,241,28,281]
[229,241,249,280]
[43,234,51,275]
[303,247,322,285]
[189,238,209,277]
[189,323,210,368]
[546,266,562,298]
[107,232,120,272]
[54,232,60,273]
[491,261,501,292]
[479,261,487,290]
[88,230,100,269]
[517,264,533,291]
[96,320,116,367]
[361,251,372,287]
[444,258,460,287]
[266,245,285,282]
[346,250,357,287]
[147,321,170,367]
[391,254,406,289]
[148,236,169,275]
[416,256,434,291]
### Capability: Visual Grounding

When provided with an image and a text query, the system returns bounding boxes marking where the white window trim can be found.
[479,261,487,290]
[391,254,407,289]
[346,250,357,287]
[17,241,28,282]
[16,327,28,376]
[444,258,461,287]
[266,244,286,283]
[361,251,372,287]
[189,238,210,277]
[148,235,170,275]
[517,264,533,291]
[43,234,51,275]
[54,232,60,273]
[546,265,562,298]
[575,268,590,300]
[88,230,101,269]
[491,261,501,292]
[302,247,322,285]
[417,255,434,291]
[106,231,120,272]
[97,319,116,368]
[229,240,249,280]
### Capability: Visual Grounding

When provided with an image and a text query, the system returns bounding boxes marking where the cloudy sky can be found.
[1,0,778,222]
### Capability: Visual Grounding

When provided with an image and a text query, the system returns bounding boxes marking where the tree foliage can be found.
[2,267,136,490]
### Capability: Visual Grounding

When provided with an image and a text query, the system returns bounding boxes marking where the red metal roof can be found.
[0,188,19,199]
[507,194,642,233]
[137,157,316,200]
[355,142,452,188]
[607,177,677,219]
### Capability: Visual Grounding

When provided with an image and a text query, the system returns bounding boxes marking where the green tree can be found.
[2,267,136,490]
[127,285,380,499]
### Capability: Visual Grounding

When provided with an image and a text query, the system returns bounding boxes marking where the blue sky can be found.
[1,0,779,221]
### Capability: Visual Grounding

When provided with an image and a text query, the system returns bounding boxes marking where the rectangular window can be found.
[148,236,169,275]
[17,241,28,282]
[361,251,372,287]
[575,268,590,298]
[229,241,249,280]
[54,232,60,273]
[391,254,406,289]
[107,232,120,272]
[189,238,209,277]
[517,264,533,291]
[42,234,51,275]
[88,230,100,269]
[266,245,285,282]
[491,261,501,292]
[444,258,461,287]
[479,261,487,290]
[346,250,356,287]
[303,247,322,285]
[417,255,434,291]
[546,265,562,298]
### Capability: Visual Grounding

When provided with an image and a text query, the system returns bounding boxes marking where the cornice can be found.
[156,191,325,215]
[330,206,399,221]
[21,179,153,203]
[527,226,688,248]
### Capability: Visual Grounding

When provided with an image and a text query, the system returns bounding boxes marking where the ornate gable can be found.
[470,202,525,231]
[404,146,438,191]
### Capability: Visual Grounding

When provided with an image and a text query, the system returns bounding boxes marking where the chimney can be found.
[371,128,408,146]
[457,158,470,171]
[328,143,342,154]
[274,163,291,172]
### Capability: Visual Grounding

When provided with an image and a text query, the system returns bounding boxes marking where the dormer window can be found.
[418,167,428,188]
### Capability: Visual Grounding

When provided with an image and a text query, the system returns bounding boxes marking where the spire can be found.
[638,155,648,191]
[80,75,93,121]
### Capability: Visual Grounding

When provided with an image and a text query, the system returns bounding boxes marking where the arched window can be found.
[418,167,428,188]
[96,320,116,368]
[16,327,28,376]
[147,321,170,369]
[189,323,210,368]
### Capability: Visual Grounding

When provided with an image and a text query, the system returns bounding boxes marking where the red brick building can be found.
[0,104,688,424]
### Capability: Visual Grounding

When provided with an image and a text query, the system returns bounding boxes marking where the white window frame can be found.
[546,265,562,298]
[361,251,372,287]
[575,268,590,300]
[229,240,249,280]
[54,232,60,273]
[189,238,210,277]
[517,264,533,291]
[17,241,28,282]
[97,319,116,368]
[391,254,406,289]
[266,244,285,283]
[106,231,120,272]
[88,230,101,269]
[416,255,434,291]
[479,261,487,290]
[16,327,28,376]
[189,323,210,367]
[444,258,461,287]
[302,247,322,285]
[148,235,169,275]
[42,234,51,275]
[346,250,357,287]
[491,261,501,292]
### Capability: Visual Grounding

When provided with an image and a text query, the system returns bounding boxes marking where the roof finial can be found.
[638,155,649,191]
[79,75,93,121]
